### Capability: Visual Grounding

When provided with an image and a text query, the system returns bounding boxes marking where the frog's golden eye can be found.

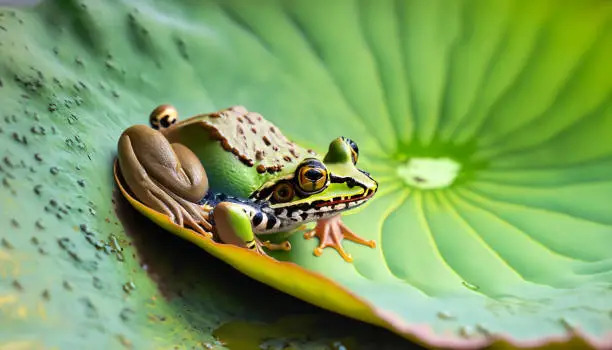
[150,104,178,130]
[296,158,329,194]
[272,182,295,203]
[342,136,359,165]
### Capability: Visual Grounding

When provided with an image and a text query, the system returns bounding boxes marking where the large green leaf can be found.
[2,0,611,349]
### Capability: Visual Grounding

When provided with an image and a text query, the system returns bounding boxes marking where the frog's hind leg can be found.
[117,125,212,237]
[212,202,291,254]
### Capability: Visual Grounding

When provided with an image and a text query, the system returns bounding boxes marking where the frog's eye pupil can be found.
[305,169,323,181]
[296,159,329,194]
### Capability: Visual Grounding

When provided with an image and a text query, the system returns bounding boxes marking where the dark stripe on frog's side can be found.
[199,191,283,233]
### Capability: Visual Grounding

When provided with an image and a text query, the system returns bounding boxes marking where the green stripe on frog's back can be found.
[163,106,315,198]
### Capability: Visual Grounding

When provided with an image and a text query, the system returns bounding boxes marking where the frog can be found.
[115,104,378,262]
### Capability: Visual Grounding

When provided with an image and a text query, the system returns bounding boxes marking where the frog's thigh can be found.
[118,125,208,203]
[212,202,256,249]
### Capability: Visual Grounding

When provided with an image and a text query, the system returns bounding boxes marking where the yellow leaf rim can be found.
[113,160,611,350]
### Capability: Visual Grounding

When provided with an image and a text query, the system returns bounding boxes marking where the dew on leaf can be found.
[30,125,46,135]
[62,280,72,291]
[79,297,98,319]
[12,280,24,291]
[35,219,45,230]
[1,237,14,249]
[92,276,103,290]
[122,281,136,294]
[461,281,479,291]
[436,311,454,320]
[12,132,27,144]
[458,325,476,338]
[119,307,135,322]
[475,324,491,338]
[10,218,19,228]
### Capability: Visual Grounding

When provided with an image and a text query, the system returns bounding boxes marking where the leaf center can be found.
[396,157,461,190]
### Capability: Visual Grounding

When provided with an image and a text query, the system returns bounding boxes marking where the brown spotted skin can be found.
[163,106,314,175]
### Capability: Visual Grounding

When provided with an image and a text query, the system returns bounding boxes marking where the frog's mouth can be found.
[270,186,377,221]
[314,187,376,210]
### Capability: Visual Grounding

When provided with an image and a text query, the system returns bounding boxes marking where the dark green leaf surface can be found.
[1,0,611,348]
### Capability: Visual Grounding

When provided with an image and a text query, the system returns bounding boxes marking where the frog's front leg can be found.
[117,125,212,237]
[304,215,376,263]
[212,202,291,254]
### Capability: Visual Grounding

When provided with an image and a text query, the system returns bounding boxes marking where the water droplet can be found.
[1,237,14,249]
[92,276,103,290]
[79,297,98,319]
[122,281,136,294]
[63,280,72,291]
[119,307,135,322]
[41,289,50,301]
[35,220,44,230]
[436,311,454,320]
[10,280,24,292]
[462,281,479,291]
[109,234,122,252]
[458,325,475,338]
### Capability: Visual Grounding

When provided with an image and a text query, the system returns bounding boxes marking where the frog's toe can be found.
[261,240,292,251]
[312,247,323,257]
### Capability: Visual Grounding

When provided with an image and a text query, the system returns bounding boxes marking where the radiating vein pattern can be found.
[206,0,612,343]
[3,0,611,347]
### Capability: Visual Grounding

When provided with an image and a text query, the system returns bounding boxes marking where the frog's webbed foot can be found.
[157,185,213,237]
[303,215,376,262]
[121,165,213,238]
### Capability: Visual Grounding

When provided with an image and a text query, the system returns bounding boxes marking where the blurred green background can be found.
[1,0,611,349]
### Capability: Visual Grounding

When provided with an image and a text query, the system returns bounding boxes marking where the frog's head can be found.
[250,137,378,224]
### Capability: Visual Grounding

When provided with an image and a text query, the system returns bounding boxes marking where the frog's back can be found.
[164,106,316,198]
